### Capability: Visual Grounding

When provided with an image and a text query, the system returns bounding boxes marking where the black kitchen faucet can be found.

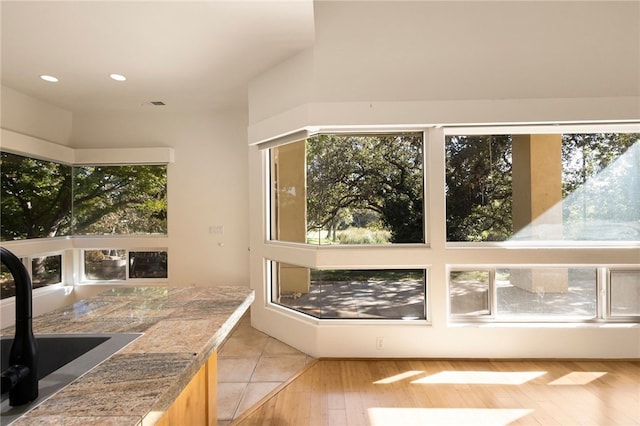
[0,247,39,406]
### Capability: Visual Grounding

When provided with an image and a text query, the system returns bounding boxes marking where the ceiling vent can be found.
[150,101,166,106]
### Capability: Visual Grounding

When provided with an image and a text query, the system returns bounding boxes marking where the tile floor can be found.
[217,312,314,425]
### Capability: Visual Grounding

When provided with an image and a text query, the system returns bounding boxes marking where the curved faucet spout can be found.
[0,247,39,406]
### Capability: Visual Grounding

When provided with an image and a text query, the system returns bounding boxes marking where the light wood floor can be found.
[233,359,640,426]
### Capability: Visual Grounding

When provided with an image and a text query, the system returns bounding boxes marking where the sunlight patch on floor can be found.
[548,371,607,385]
[412,370,546,385]
[368,407,533,426]
[373,370,424,384]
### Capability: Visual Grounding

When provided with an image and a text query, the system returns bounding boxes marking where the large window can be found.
[0,151,169,298]
[268,132,427,319]
[444,131,639,322]
[271,261,426,320]
[1,152,168,240]
[270,133,424,245]
[263,128,638,325]
[1,152,72,240]
[73,165,167,235]
[445,133,640,243]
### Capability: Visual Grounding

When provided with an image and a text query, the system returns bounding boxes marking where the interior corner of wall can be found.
[248,48,315,126]
[0,85,73,146]
[248,103,313,145]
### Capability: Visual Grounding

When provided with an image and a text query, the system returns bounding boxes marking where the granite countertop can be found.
[1,286,254,425]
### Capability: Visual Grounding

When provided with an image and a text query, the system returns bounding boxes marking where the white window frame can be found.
[259,124,639,326]
[607,268,640,320]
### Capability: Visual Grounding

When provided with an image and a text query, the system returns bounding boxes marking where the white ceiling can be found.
[1,1,315,114]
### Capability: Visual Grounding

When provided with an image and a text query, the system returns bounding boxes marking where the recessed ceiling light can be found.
[109,73,126,81]
[40,75,59,83]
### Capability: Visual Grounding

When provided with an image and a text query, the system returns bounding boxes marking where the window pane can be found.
[446,135,512,242]
[271,133,424,245]
[32,255,62,289]
[1,261,16,299]
[84,249,126,281]
[446,133,640,242]
[562,134,640,241]
[129,251,168,279]
[271,262,425,319]
[73,165,167,235]
[449,270,490,315]
[610,270,640,316]
[496,268,596,318]
[1,152,72,241]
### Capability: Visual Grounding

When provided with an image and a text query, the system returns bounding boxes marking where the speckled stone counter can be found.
[1,286,254,425]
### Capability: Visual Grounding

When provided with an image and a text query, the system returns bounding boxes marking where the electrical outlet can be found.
[209,225,224,234]
[376,337,384,350]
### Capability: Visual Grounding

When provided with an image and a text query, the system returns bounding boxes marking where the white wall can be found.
[0,85,73,145]
[312,1,638,103]
[71,109,251,287]
[248,1,640,143]
[247,1,640,359]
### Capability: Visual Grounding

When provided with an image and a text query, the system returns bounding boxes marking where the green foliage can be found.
[73,164,167,235]
[561,134,640,238]
[446,135,513,242]
[336,227,391,245]
[1,152,167,240]
[310,268,424,282]
[306,133,424,244]
[1,152,72,240]
[561,133,637,195]
[450,270,490,283]
[446,133,639,242]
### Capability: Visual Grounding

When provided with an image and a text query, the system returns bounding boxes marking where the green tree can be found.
[561,133,639,238]
[1,153,167,240]
[1,152,72,240]
[446,133,639,242]
[306,133,424,243]
[376,135,424,243]
[445,135,513,242]
[73,165,167,235]
[561,133,637,195]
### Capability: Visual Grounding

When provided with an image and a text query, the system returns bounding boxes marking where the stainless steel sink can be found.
[1,333,140,424]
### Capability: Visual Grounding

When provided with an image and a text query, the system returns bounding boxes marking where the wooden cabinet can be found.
[156,351,217,426]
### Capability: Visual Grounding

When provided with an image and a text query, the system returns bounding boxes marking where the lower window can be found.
[83,249,168,282]
[32,255,63,290]
[495,268,597,319]
[84,249,127,281]
[129,251,168,279]
[270,260,426,320]
[1,253,63,299]
[449,270,490,316]
[450,266,639,321]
